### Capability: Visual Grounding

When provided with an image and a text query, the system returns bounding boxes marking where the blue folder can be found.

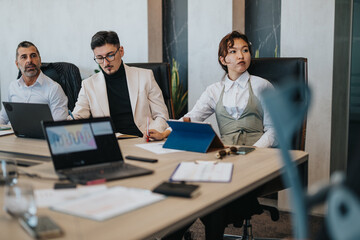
[163,121,224,153]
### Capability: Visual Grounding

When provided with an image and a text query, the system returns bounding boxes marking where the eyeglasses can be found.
[93,48,120,64]
[216,147,238,159]
[216,146,255,159]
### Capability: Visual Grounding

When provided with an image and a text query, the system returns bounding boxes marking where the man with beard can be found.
[0,41,68,124]
[70,31,169,136]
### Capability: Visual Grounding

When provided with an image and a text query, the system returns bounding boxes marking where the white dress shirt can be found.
[0,71,68,124]
[184,71,276,148]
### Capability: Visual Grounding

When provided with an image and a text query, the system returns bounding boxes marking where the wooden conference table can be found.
[0,134,308,240]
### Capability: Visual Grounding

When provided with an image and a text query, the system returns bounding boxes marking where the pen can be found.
[146,116,149,142]
[68,110,75,120]
[125,155,158,163]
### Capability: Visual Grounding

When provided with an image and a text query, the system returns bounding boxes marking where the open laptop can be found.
[41,117,153,184]
[2,102,53,139]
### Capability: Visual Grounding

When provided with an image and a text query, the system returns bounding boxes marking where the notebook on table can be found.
[41,117,153,185]
[2,102,53,139]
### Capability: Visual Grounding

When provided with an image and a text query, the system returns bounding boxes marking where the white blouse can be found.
[184,71,276,148]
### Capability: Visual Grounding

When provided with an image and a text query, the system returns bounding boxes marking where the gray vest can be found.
[215,78,264,145]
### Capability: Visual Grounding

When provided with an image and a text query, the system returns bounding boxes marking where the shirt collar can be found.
[17,71,44,87]
[224,71,250,92]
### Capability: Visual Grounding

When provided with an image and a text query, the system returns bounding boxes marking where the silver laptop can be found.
[41,117,153,185]
[2,102,53,139]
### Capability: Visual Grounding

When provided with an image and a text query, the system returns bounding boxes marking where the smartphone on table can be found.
[236,147,255,155]
[19,215,64,239]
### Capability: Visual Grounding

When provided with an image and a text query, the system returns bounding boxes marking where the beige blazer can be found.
[71,64,169,132]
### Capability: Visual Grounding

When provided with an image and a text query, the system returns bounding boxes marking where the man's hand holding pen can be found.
[144,129,166,141]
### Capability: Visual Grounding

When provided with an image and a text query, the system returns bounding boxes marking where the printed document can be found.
[51,186,166,221]
[35,185,107,208]
[170,161,233,182]
[136,142,184,154]
[0,130,14,136]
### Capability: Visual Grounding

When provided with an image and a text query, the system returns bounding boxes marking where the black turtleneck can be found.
[102,63,142,137]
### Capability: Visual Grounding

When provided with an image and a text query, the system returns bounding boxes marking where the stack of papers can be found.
[0,130,14,136]
[35,185,107,208]
[46,186,165,221]
[136,142,183,154]
[115,132,138,139]
[170,161,233,182]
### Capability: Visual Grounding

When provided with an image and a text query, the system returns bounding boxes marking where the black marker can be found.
[125,155,158,163]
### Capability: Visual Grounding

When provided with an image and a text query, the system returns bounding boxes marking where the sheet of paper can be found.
[0,130,14,136]
[35,185,107,208]
[50,186,166,221]
[170,161,233,182]
[115,132,138,139]
[136,142,184,154]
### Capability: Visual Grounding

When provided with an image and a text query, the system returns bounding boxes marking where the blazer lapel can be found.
[94,72,110,116]
[124,64,138,116]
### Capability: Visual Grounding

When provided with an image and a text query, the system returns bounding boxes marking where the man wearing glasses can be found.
[70,31,169,136]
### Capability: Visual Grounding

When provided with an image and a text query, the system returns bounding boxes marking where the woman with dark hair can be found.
[149,31,276,148]
[159,31,276,239]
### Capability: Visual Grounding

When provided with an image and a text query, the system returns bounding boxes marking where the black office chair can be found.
[224,57,308,240]
[17,62,82,111]
[249,57,308,152]
[127,62,175,119]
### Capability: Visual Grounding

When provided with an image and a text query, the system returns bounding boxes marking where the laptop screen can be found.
[3,102,53,139]
[43,118,123,170]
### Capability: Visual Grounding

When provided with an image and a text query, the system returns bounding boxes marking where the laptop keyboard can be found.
[61,161,153,185]
[64,162,135,176]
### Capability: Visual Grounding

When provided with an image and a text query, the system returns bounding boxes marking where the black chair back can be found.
[17,62,82,111]
[248,57,308,151]
[127,62,174,119]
